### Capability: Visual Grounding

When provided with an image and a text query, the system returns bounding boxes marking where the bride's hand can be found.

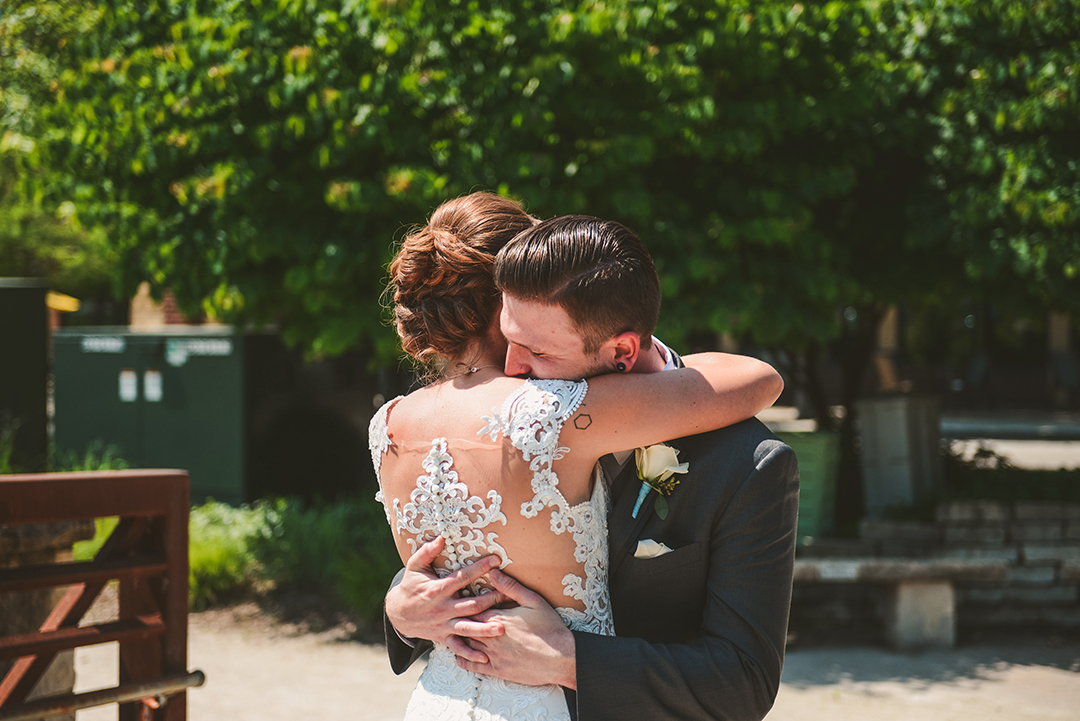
[456,568,577,689]
[386,536,506,662]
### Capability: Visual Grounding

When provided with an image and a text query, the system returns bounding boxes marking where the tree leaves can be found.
[8,0,1079,359]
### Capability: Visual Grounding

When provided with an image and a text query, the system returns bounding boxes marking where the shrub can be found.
[54,440,130,472]
[54,492,400,620]
[0,421,17,475]
[253,497,400,622]
[188,501,267,609]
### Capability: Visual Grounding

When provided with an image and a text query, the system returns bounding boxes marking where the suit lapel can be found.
[604,348,683,578]
[607,461,656,579]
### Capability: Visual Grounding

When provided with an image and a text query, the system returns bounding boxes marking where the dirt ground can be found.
[70,594,1080,721]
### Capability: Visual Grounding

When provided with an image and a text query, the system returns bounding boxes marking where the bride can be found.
[370,192,782,720]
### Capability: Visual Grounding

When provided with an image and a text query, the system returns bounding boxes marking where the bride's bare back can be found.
[371,375,611,623]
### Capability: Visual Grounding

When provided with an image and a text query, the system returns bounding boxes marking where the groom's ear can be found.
[607,331,641,372]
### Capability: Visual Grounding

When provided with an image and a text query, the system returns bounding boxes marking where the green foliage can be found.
[941,444,1080,504]
[60,444,129,564]
[52,439,130,472]
[108,495,399,618]
[879,0,1080,309]
[0,2,120,305]
[0,433,129,475]
[0,1,102,138]
[0,420,18,474]
[0,195,121,298]
[7,0,1077,360]
[883,444,1080,522]
[188,500,267,609]
[253,497,399,622]
[72,516,120,561]
[7,0,1078,537]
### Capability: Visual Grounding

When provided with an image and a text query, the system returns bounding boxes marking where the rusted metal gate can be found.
[0,470,203,720]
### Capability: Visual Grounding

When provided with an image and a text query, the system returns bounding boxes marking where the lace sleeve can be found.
[368,396,404,510]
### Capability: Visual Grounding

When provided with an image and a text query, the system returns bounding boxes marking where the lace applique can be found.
[479,379,587,526]
[553,466,614,636]
[368,396,403,523]
[376,380,613,719]
[393,438,510,596]
[479,380,613,635]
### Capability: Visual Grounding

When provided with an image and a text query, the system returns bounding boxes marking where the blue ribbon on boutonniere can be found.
[631,443,689,520]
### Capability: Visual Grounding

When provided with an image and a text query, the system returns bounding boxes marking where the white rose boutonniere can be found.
[632,443,689,519]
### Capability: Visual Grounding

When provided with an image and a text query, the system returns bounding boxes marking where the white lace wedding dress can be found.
[369,379,614,721]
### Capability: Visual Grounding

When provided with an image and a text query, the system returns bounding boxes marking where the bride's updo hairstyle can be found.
[389,192,538,367]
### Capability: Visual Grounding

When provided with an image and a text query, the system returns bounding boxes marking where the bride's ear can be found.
[608,331,641,372]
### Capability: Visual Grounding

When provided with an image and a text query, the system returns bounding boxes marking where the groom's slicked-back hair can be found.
[494,215,661,354]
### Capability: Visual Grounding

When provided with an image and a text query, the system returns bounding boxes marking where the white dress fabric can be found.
[369,379,614,721]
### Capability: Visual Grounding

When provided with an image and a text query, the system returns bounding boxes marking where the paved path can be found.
[768,644,1080,720]
[74,614,1079,720]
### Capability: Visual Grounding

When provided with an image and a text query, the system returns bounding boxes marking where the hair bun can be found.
[387,193,538,366]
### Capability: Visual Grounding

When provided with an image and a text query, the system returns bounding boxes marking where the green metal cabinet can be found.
[53,328,244,503]
[52,328,375,505]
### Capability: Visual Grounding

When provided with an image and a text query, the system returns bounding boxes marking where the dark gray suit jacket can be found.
[570,419,798,720]
[384,400,799,721]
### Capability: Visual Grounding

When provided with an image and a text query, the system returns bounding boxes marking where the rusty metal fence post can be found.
[0,470,203,720]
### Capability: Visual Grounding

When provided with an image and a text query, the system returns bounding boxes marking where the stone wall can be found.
[794,501,1080,632]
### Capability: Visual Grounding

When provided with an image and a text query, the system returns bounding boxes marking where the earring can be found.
[616,362,627,373]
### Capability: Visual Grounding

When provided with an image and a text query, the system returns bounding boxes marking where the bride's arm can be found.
[562,352,782,460]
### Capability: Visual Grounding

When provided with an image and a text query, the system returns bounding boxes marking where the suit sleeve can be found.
[573,442,799,721]
[384,567,434,674]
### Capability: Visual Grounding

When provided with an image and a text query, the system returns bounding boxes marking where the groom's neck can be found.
[629,337,666,374]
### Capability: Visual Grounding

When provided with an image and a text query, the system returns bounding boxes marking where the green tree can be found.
[14,0,1080,524]
[19,0,908,355]
[1,1,119,303]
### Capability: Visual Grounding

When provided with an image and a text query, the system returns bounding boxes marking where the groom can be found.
[384,215,799,721]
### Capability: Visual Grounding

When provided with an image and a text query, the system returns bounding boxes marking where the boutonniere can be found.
[631,443,689,520]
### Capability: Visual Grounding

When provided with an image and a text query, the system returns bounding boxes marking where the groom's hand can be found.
[456,568,577,689]
[386,536,506,663]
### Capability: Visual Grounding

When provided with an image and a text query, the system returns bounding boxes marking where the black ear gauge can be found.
[616,362,627,373]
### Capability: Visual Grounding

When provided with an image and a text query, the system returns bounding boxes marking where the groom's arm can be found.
[384,568,433,673]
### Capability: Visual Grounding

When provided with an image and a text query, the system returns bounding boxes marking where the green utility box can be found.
[53,327,244,501]
[777,431,839,544]
[53,328,374,505]
[0,279,48,473]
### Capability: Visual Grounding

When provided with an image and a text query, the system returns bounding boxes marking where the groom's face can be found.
[499,294,610,381]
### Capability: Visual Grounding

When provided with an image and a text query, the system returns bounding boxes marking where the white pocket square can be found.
[634,539,673,559]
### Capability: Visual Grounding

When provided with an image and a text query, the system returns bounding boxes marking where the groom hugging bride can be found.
[370,192,799,720]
